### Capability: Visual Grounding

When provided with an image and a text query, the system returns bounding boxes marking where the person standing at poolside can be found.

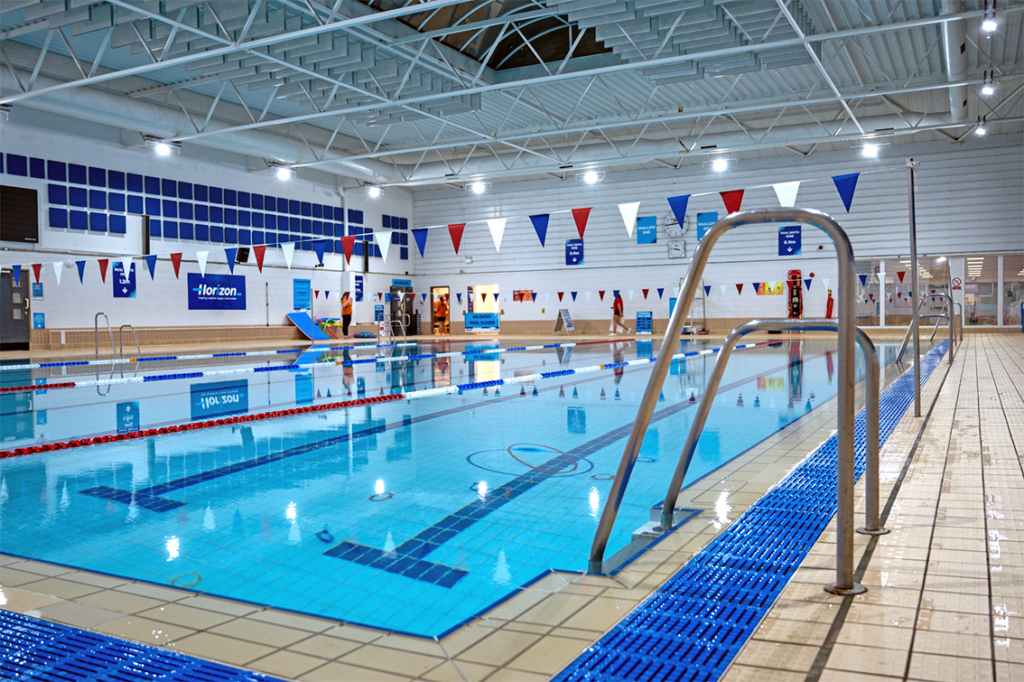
[436,294,449,335]
[610,292,630,335]
[341,292,353,338]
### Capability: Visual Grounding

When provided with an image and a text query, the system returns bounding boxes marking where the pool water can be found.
[0,338,909,637]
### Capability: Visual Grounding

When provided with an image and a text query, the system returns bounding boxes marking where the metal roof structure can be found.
[1,0,1021,190]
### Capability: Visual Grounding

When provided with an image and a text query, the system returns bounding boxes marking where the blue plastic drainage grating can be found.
[0,610,287,682]
[554,341,949,682]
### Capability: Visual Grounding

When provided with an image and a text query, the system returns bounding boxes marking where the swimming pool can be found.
[0,338,912,637]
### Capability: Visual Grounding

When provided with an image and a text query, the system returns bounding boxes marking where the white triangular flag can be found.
[197,251,209,276]
[545,292,550,301]
[673,287,680,296]
[396,292,403,301]
[618,202,640,237]
[282,242,295,269]
[487,219,506,252]
[877,273,884,282]
[823,277,831,290]
[628,289,634,300]
[433,293,439,301]
[375,231,392,262]
[505,292,511,302]
[773,181,800,207]
[53,261,63,286]
[585,291,591,301]
[720,284,727,296]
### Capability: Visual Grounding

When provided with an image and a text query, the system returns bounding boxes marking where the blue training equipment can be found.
[286,311,332,342]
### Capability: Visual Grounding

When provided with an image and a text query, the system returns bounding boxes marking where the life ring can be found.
[315,529,335,543]
[506,443,578,475]
[170,572,201,588]
[591,473,615,481]
[369,492,394,502]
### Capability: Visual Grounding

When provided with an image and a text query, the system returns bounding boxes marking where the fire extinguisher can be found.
[825,288,835,319]
[787,269,802,319]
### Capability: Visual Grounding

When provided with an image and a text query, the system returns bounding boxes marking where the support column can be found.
[998,256,1005,327]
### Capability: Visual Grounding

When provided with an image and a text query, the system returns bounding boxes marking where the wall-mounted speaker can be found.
[236,246,250,264]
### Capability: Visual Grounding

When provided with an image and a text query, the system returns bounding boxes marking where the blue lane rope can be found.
[553,341,949,682]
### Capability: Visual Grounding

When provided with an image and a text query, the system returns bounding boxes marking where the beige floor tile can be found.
[0,586,62,612]
[77,589,164,615]
[559,597,635,632]
[0,567,51,587]
[912,631,992,659]
[13,561,74,578]
[36,600,123,628]
[171,632,276,666]
[16,577,104,600]
[208,617,310,648]
[503,635,591,675]
[751,617,832,646]
[825,642,909,678]
[835,623,914,651]
[421,659,496,682]
[480,668,549,682]
[95,615,195,647]
[818,671,901,682]
[62,572,129,590]
[515,592,593,628]
[245,609,334,633]
[844,602,918,628]
[137,603,236,630]
[907,652,994,682]
[457,629,541,667]
[114,583,191,602]
[482,588,549,622]
[174,594,260,617]
[339,644,443,677]
[437,622,497,657]
[248,650,326,679]
[500,622,550,635]
[298,661,413,682]
[720,664,808,682]
[286,633,362,660]
[731,640,819,672]
[916,610,992,636]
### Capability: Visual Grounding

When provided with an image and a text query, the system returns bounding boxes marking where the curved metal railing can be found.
[896,292,955,365]
[589,208,860,595]
[119,324,140,358]
[659,320,886,556]
[94,313,114,356]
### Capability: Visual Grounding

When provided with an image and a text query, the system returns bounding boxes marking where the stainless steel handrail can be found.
[896,293,955,365]
[95,313,114,356]
[589,208,860,595]
[118,324,140,357]
[659,320,887,553]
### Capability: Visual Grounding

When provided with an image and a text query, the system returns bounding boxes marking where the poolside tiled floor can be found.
[3,332,1018,681]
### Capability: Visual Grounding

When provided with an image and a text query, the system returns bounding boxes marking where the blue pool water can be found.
[0,339,911,637]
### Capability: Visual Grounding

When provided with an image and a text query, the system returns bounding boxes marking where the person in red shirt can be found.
[436,295,449,335]
[341,292,353,338]
[611,293,630,335]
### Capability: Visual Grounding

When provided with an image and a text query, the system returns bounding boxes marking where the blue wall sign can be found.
[391,278,412,288]
[190,380,249,420]
[565,239,584,266]
[697,212,718,241]
[116,401,140,434]
[188,273,246,310]
[636,311,653,334]
[113,262,136,298]
[295,374,314,405]
[355,275,364,302]
[637,216,657,245]
[778,225,802,256]
[293,278,311,310]
[465,312,500,332]
[32,312,45,329]
[31,282,43,298]
[374,304,384,322]
[669,297,677,318]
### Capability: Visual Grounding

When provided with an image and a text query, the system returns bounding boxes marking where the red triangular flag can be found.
[98,259,109,283]
[720,190,745,214]
[314,290,320,299]
[481,292,488,302]
[599,291,605,300]
[558,292,564,302]
[253,245,266,272]
[31,263,43,284]
[378,292,383,301]
[170,253,182,279]
[736,283,744,295]
[897,271,905,283]
[340,236,356,264]
[448,223,466,255]
[572,208,591,239]
[642,289,649,299]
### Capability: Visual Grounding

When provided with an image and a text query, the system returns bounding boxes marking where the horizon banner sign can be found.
[187,273,246,310]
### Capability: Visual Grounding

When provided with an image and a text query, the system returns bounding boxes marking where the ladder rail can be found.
[118,324,141,358]
[94,313,115,356]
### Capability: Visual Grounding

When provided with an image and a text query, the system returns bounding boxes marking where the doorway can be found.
[1,271,30,351]
[389,283,412,335]
[431,285,449,336]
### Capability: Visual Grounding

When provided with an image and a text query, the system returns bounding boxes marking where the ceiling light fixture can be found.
[981,73,995,96]
[276,167,295,180]
[367,185,382,198]
[155,142,171,157]
[976,117,987,135]
[470,181,488,194]
[862,143,879,158]
[583,170,600,184]
[982,8,997,33]
[935,256,946,263]
[144,137,180,156]
[712,158,728,172]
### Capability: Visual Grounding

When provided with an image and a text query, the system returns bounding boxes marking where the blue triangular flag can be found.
[858,274,867,286]
[703,285,712,297]
[421,293,427,303]
[529,214,549,247]
[666,195,690,227]
[225,247,237,274]
[75,260,86,283]
[412,229,429,257]
[313,240,326,265]
[145,255,158,280]
[613,290,620,298]
[385,292,392,302]
[753,282,761,293]
[804,278,812,290]
[657,288,664,299]
[832,172,859,212]
[12,265,21,287]
[324,291,329,300]
[456,293,462,304]
[571,291,577,301]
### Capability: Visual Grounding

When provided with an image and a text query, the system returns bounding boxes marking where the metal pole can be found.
[907,158,921,417]
[588,208,858,586]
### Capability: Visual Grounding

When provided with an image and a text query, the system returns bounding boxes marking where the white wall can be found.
[412,134,1023,324]
[0,118,414,327]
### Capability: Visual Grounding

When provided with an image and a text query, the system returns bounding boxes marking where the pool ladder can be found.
[94,313,140,359]
[589,208,875,597]
[895,292,958,365]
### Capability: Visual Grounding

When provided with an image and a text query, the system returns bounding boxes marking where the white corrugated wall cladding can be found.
[410,133,1023,277]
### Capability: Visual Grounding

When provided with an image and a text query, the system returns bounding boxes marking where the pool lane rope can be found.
[0,337,498,373]
[0,341,770,459]
[0,338,630,395]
